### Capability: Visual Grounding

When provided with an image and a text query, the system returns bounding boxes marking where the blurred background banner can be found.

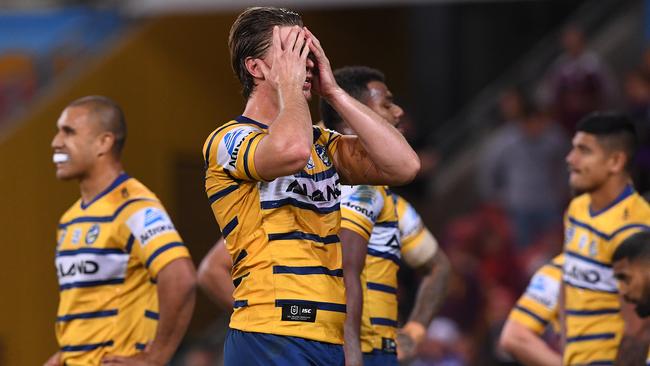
[1,0,649,365]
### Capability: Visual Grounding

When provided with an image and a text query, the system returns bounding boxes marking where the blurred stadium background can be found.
[1,0,649,364]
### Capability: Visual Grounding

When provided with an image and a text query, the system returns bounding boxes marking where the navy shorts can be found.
[363,349,398,366]
[224,328,344,366]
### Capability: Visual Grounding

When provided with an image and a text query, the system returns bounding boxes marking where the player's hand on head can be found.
[257,25,312,97]
[43,352,63,366]
[304,27,341,99]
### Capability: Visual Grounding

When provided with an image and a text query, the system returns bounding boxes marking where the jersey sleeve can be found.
[340,185,384,241]
[319,126,342,159]
[397,196,426,253]
[207,124,267,181]
[123,201,191,278]
[507,264,561,334]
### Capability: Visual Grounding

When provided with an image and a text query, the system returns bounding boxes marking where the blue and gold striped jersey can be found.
[203,116,345,344]
[340,185,400,353]
[562,185,650,365]
[395,195,439,268]
[508,255,563,335]
[55,173,190,365]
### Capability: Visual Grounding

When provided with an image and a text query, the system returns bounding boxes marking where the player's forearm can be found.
[267,87,313,166]
[343,272,363,365]
[197,266,234,312]
[499,321,562,366]
[408,251,450,326]
[615,335,649,366]
[328,91,419,184]
[149,259,196,364]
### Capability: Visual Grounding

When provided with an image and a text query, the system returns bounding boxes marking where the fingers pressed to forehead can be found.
[294,29,306,53]
[272,26,282,52]
[284,26,302,51]
[301,38,312,60]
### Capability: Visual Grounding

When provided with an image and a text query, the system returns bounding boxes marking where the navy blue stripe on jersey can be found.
[261,198,340,214]
[565,250,611,268]
[568,216,650,241]
[563,280,619,294]
[550,262,563,270]
[367,248,400,265]
[56,309,118,322]
[59,198,156,228]
[233,273,249,288]
[273,265,343,277]
[610,224,650,238]
[233,300,248,308]
[565,308,620,316]
[145,242,184,269]
[233,250,248,267]
[60,278,124,291]
[313,126,322,141]
[294,166,337,182]
[61,340,114,352]
[204,120,238,166]
[370,317,398,327]
[515,305,548,326]
[568,217,609,240]
[375,221,399,228]
[144,310,159,320]
[243,133,264,180]
[56,248,125,257]
[80,173,130,209]
[125,234,135,254]
[209,185,239,204]
[326,131,340,149]
[341,218,371,237]
[589,185,634,217]
[584,361,614,365]
[566,333,616,343]
[275,299,346,313]
[367,282,397,294]
[236,115,268,129]
[268,231,340,244]
[135,343,147,351]
[222,217,238,238]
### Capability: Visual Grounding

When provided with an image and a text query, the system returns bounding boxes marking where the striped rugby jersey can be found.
[340,185,400,353]
[203,116,345,344]
[562,185,650,365]
[55,173,190,365]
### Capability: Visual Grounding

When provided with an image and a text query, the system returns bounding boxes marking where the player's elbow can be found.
[498,331,516,354]
[390,156,420,186]
[196,262,213,292]
[272,140,312,175]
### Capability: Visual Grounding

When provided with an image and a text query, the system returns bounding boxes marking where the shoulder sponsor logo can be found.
[217,126,258,170]
[127,207,176,246]
[224,129,245,155]
[342,201,376,220]
[315,144,332,167]
[525,273,559,309]
[85,224,100,245]
[285,178,340,202]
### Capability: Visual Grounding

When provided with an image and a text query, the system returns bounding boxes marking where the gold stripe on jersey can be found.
[55,174,190,365]
[341,185,400,353]
[508,255,563,335]
[562,186,650,365]
[204,116,346,344]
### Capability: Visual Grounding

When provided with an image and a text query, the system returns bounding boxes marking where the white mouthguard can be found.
[53,153,69,164]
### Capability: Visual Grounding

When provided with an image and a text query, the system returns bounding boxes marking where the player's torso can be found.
[563,188,650,364]
[56,175,160,364]
[204,119,345,344]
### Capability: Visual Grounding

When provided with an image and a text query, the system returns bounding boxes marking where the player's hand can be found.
[43,351,62,366]
[257,25,312,98]
[396,321,426,361]
[304,27,342,100]
[101,352,163,366]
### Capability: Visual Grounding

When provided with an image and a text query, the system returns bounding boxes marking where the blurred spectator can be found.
[538,25,616,133]
[479,91,569,249]
[410,317,468,366]
[623,70,650,193]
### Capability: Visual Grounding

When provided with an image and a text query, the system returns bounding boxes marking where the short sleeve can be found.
[507,265,560,334]
[340,185,384,241]
[398,197,426,254]
[209,124,267,181]
[124,202,190,278]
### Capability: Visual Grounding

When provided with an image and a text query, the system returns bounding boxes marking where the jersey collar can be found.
[589,184,634,217]
[80,172,130,210]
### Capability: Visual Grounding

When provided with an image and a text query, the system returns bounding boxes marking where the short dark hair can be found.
[576,111,637,170]
[320,66,386,130]
[613,231,650,263]
[229,7,303,99]
[68,95,127,158]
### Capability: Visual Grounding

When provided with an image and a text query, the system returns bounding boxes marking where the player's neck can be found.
[242,87,279,126]
[589,175,631,213]
[78,161,124,205]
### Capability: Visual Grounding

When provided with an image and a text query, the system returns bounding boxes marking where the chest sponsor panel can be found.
[56,253,129,286]
[563,252,617,293]
[259,174,341,209]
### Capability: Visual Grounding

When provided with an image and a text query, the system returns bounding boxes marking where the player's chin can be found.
[55,168,77,181]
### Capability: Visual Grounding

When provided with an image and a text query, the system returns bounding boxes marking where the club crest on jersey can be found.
[578,234,587,250]
[589,240,598,257]
[71,229,82,245]
[314,144,332,167]
[305,155,315,170]
[85,224,100,245]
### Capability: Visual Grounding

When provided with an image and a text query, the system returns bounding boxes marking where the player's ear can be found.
[96,132,116,157]
[608,150,627,174]
[245,57,265,80]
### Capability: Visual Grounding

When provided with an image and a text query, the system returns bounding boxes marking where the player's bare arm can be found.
[397,246,451,361]
[198,238,235,312]
[305,28,420,186]
[341,228,368,366]
[499,320,562,366]
[253,26,315,181]
[102,258,196,366]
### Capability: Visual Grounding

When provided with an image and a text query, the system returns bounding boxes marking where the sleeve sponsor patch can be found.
[341,185,383,222]
[216,126,258,170]
[399,202,423,239]
[126,207,176,246]
[524,272,560,310]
